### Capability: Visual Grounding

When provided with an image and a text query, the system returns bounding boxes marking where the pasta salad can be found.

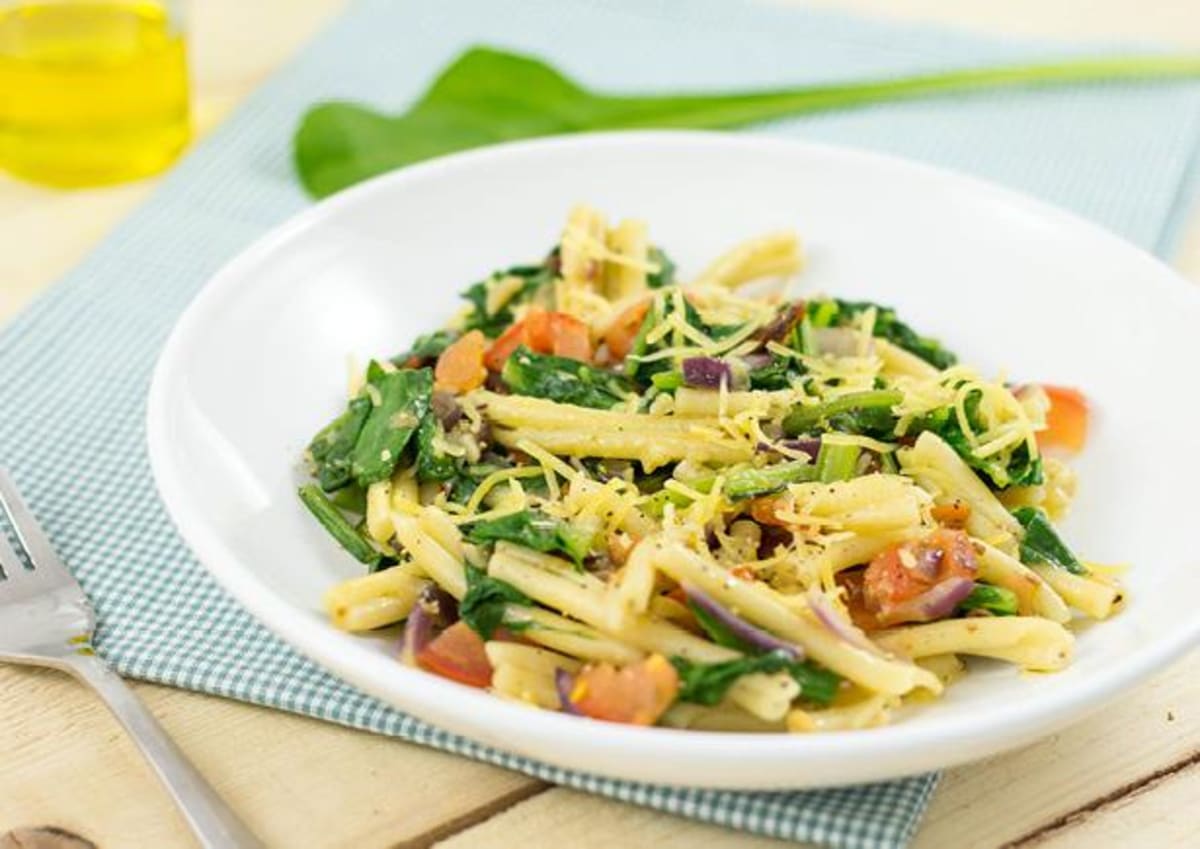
[299,205,1121,733]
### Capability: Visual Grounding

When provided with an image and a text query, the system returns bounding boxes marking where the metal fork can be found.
[0,468,265,849]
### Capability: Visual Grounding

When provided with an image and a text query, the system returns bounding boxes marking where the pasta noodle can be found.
[873,617,1074,672]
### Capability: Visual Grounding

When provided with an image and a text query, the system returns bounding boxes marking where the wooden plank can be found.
[915,652,1199,847]
[1012,756,1200,848]
[805,0,1200,47]
[0,667,541,848]
[434,789,796,849]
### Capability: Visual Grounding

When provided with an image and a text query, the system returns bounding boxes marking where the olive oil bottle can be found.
[0,1,190,186]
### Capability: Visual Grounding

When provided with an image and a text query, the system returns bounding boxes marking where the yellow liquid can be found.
[0,1,189,186]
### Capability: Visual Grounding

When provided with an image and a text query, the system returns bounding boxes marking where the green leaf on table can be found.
[294,46,1200,198]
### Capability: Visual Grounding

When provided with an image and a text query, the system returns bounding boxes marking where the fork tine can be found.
[0,519,23,580]
[0,467,71,579]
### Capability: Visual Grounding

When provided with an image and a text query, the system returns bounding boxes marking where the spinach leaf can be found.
[903,394,1044,488]
[351,366,433,487]
[821,299,958,370]
[646,246,676,289]
[501,346,632,410]
[460,564,532,639]
[624,292,741,386]
[461,264,552,338]
[1014,507,1087,575]
[308,395,372,491]
[464,509,594,566]
[295,47,1200,198]
[959,583,1019,616]
[688,604,757,653]
[442,461,510,505]
[415,413,458,482]
[298,484,385,567]
[670,653,840,707]
[328,483,367,515]
[790,662,842,705]
[748,355,802,391]
[393,329,459,366]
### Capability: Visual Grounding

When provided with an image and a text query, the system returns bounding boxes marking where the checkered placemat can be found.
[2,1,1198,847]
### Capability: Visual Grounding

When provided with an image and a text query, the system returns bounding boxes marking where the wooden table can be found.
[2,2,1198,847]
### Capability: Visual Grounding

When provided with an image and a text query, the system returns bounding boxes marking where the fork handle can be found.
[65,653,266,848]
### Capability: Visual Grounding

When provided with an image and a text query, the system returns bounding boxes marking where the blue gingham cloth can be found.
[2,1,1198,847]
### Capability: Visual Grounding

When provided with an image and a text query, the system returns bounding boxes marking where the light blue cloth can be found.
[1,2,1197,847]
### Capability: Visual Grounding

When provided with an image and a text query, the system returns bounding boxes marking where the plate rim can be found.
[145,129,1200,789]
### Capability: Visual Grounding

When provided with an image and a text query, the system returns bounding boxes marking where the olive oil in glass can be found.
[0,1,190,186]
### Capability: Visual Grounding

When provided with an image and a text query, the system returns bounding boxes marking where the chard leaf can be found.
[295,47,1200,198]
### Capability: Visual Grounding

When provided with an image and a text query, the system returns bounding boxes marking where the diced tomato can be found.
[861,529,978,626]
[729,564,756,581]
[1039,384,1089,454]
[930,499,971,529]
[434,330,487,394]
[569,654,679,725]
[483,307,594,372]
[416,621,493,688]
[548,313,592,360]
[484,321,529,372]
[604,300,650,362]
[522,307,554,352]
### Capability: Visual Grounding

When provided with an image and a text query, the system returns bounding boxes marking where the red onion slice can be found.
[807,588,882,654]
[681,357,733,389]
[400,584,459,663]
[555,668,583,715]
[685,583,803,660]
[877,576,975,627]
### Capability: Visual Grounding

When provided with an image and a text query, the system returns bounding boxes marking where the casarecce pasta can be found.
[300,204,1122,731]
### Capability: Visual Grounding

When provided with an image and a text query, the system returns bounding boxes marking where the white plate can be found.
[147,131,1200,789]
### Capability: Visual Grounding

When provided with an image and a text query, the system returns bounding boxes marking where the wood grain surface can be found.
[1,1,1197,847]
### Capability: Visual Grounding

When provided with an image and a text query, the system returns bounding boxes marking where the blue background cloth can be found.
[1,2,1197,847]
